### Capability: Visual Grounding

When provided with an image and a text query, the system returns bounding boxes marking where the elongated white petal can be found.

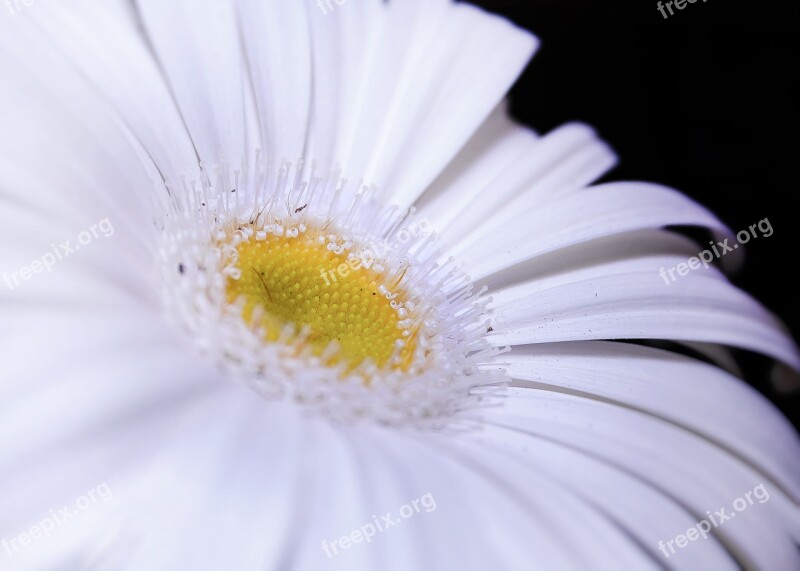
[475,388,800,570]
[236,0,314,163]
[482,227,725,294]
[323,1,537,203]
[10,0,200,180]
[0,21,156,228]
[458,182,733,279]
[419,121,616,251]
[489,270,800,370]
[136,0,246,165]
[498,341,800,497]
[477,425,742,570]
[381,3,537,207]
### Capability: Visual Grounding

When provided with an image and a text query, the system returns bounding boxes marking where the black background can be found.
[470,0,800,425]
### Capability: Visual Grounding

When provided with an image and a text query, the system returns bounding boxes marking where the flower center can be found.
[225,225,417,372]
[157,159,506,424]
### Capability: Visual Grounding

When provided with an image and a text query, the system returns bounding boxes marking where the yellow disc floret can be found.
[226,229,414,372]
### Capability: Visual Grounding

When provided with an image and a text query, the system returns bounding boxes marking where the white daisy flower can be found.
[1,1,798,570]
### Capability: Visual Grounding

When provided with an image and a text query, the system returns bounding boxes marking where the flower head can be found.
[1,1,798,570]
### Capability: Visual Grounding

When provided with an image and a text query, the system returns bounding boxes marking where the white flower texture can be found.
[1,1,799,570]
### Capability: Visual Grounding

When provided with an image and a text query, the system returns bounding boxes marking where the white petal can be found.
[481,226,723,294]
[135,0,247,165]
[499,341,800,497]
[0,22,156,224]
[475,388,800,570]
[489,269,800,370]
[457,182,732,279]
[323,1,538,203]
[457,425,739,570]
[12,0,200,179]
[236,0,314,162]
[418,121,616,251]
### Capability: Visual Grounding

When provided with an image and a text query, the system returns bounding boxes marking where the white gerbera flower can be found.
[1,1,798,570]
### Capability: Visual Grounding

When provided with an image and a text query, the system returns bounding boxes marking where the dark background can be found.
[470,0,800,425]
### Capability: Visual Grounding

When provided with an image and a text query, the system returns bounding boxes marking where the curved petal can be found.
[458,182,734,279]
[472,388,800,570]
[489,269,800,371]
[495,341,800,498]
[10,0,200,180]
[135,0,247,165]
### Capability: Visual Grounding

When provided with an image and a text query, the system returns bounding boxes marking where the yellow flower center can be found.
[225,228,416,372]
